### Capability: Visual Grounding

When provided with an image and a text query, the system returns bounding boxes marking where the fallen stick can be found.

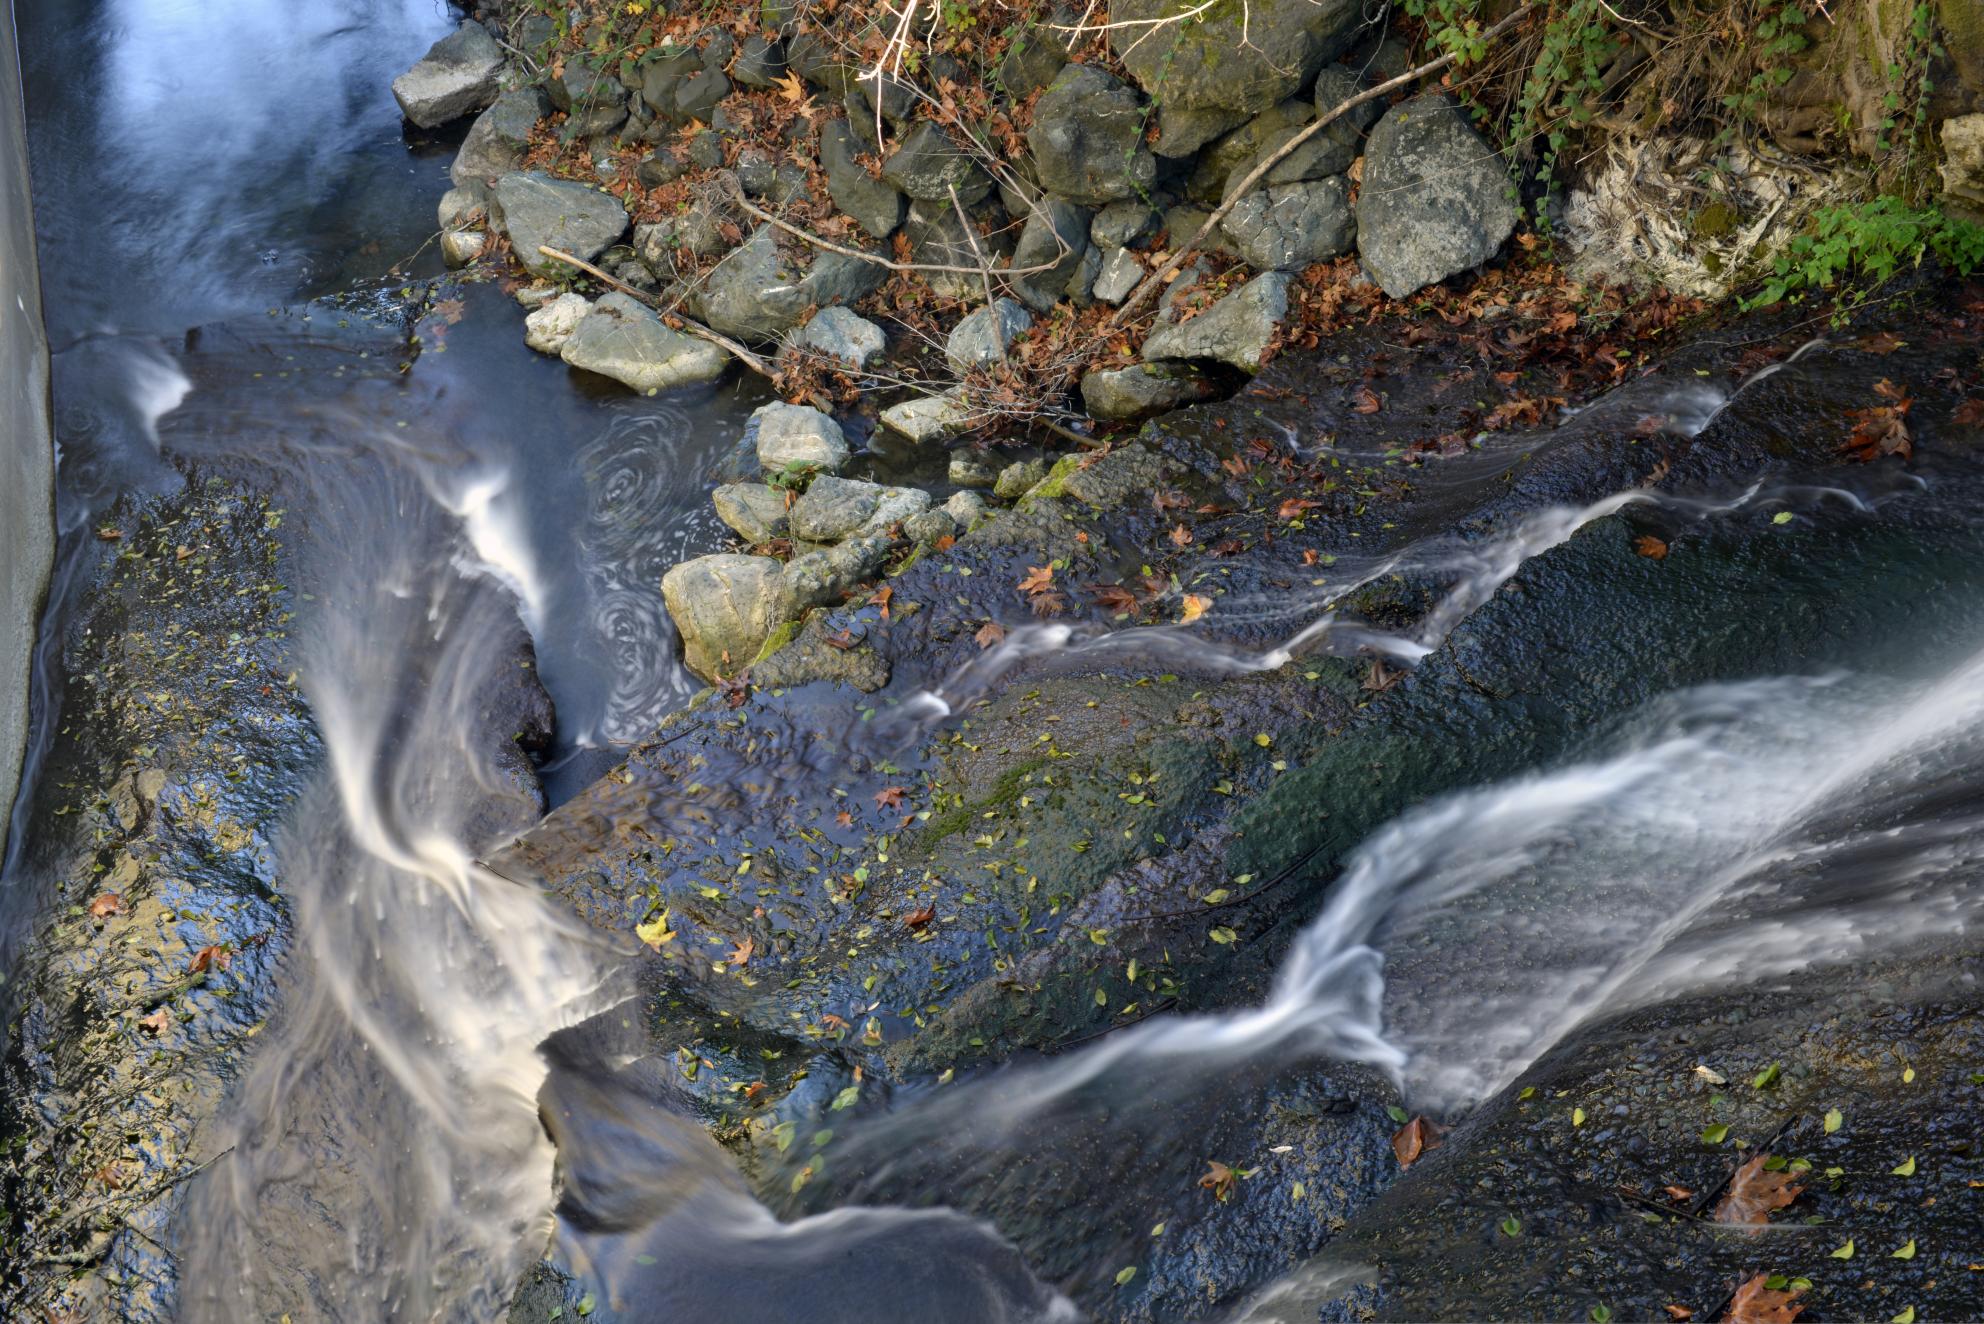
[536,245,778,380]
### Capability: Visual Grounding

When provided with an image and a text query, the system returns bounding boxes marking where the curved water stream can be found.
[7,2,1984,1321]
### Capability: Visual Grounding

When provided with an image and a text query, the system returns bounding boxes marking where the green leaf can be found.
[1772,511,1794,525]
[1831,1238,1855,1259]
[1572,1107,1586,1127]
[1892,1154,1916,1176]
[1892,1239,1917,1259]
[1500,1216,1521,1237]
[1387,1105,1410,1124]
[577,1293,596,1317]
[831,1085,861,1111]
[1700,1123,1730,1145]
[1892,1308,1915,1324]
[1590,1307,1611,1324]
[1519,1086,1537,1100]
[1752,1062,1780,1089]
[1209,926,1238,945]
[1115,1266,1138,1286]
[1824,1108,1843,1133]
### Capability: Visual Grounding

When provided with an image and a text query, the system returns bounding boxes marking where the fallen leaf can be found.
[1666,1306,1694,1321]
[1714,1154,1804,1226]
[834,809,854,828]
[823,628,859,651]
[1362,657,1401,692]
[773,69,808,102]
[1693,1065,1727,1085]
[1350,385,1383,414]
[1017,565,1055,596]
[1180,593,1212,624]
[1954,398,1984,427]
[1855,330,1905,355]
[975,620,1006,649]
[138,1008,171,1035]
[1663,1185,1695,1202]
[1723,1272,1805,1324]
[1092,585,1140,614]
[874,786,909,810]
[1169,523,1194,548]
[1278,497,1323,520]
[89,893,125,920]
[95,526,122,541]
[727,937,754,967]
[871,584,894,619]
[1199,1160,1236,1201]
[1841,379,1913,462]
[820,1013,850,1031]
[189,944,232,974]
[903,904,936,929]
[1634,535,1669,560]
[1390,1115,1442,1168]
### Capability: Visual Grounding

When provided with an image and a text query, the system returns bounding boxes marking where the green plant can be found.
[1746,198,1984,319]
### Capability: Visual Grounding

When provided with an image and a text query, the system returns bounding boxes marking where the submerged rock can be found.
[558,292,729,392]
[1220,177,1355,270]
[452,88,548,187]
[948,453,999,488]
[1356,93,1519,299]
[793,306,887,368]
[661,554,790,681]
[946,298,1033,373]
[753,401,850,474]
[750,612,890,691]
[524,292,591,354]
[490,172,629,278]
[993,457,1050,500]
[712,483,790,544]
[1142,270,1290,372]
[1027,64,1156,206]
[391,20,504,129]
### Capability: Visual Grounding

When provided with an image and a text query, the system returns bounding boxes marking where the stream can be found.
[6,2,1984,1322]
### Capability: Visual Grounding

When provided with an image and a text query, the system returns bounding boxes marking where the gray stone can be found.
[549,65,629,136]
[672,68,732,124]
[1079,363,1213,419]
[1190,100,1313,204]
[750,613,890,691]
[998,29,1069,97]
[686,129,726,170]
[994,457,1051,500]
[1313,64,1383,134]
[712,483,790,544]
[1141,269,1290,372]
[637,48,700,118]
[452,89,548,187]
[732,36,788,89]
[1062,443,1176,508]
[1220,176,1355,270]
[945,490,990,528]
[1152,104,1252,158]
[693,227,887,342]
[733,145,778,197]
[1092,247,1142,304]
[634,200,726,264]
[1066,241,1103,306]
[1110,0,1366,125]
[438,184,488,230]
[855,69,918,124]
[946,298,1033,373]
[1357,93,1519,299]
[880,393,972,444]
[560,293,730,392]
[440,230,486,267]
[1092,200,1162,249]
[661,554,790,681]
[514,282,562,309]
[904,508,958,546]
[789,476,887,542]
[753,402,850,474]
[880,121,993,205]
[1028,65,1156,206]
[490,172,629,278]
[1009,196,1092,312]
[822,119,905,238]
[786,29,856,97]
[524,292,591,354]
[636,147,688,189]
[392,21,504,129]
[783,532,892,610]
[904,198,1010,303]
[1940,113,1984,209]
[1160,207,1233,259]
[866,485,934,535]
[794,306,887,368]
[948,454,999,488]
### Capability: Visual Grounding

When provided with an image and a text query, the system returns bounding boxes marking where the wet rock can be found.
[793,306,887,369]
[1092,199,1162,250]
[559,293,729,392]
[1220,177,1355,270]
[661,554,790,681]
[452,88,548,187]
[1357,93,1518,299]
[1142,269,1289,372]
[514,282,562,309]
[822,119,906,238]
[636,147,688,189]
[790,476,932,542]
[994,457,1051,500]
[904,508,958,545]
[783,532,892,610]
[1944,113,1984,208]
[753,402,850,474]
[1009,196,1092,312]
[948,454,999,488]
[489,172,629,278]
[945,490,990,527]
[1028,65,1156,206]
[438,185,487,230]
[880,121,993,206]
[692,227,887,342]
[946,298,1034,373]
[750,613,890,691]
[1060,442,1177,508]
[1110,0,1366,126]
[440,229,486,267]
[1080,363,1214,419]
[524,292,592,355]
[731,35,788,89]
[1091,247,1142,304]
[712,483,790,544]
[391,20,504,129]
[880,393,972,444]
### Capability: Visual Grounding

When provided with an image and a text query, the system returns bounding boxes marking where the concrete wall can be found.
[0,0,54,860]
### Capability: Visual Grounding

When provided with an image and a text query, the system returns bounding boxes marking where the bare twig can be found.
[1105,1,1542,331]
[949,182,999,324]
[535,245,778,379]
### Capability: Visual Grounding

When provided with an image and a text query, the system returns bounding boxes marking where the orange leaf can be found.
[1169,523,1194,548]
[975,620,1006,649]
[874,786,909,810]
[903,904,936,929]
[1199,1160,1236,1201]
[1665,1306,1694,1321]
[871,584,894,618]
[1713,1154,1803,1226]
[138,1008,171,1035]
[1179,593,1211,624]
[1722,1272,1805,1323]
[189,944,232,974]
[89,893,125,920]
[1350,385,1383,414]
[727,937,754,967]
[1390,1115,1442,1168]
[1017,565,1055,596]
[834,809,854,828]
[1634,535,1669,560]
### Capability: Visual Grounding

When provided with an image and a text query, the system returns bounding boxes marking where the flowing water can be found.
[8,2,1984,1321]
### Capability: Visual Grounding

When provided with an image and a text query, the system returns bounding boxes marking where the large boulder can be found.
[489,172,629,278]
[391,21,505,129]
[660,554,790,681]
[1109,0,1365,132]
[1141,269,1290,372]
[1027,65,1157,206]
[1079,363,1214,419]
[558,293,730,392]
[1220,177,1355,270]
[753,402,849,474]
[451,88,548,187]
[946,298,1033,373]
[783,532,893,610]
[789,477,932,542]
[1356,93,1519,298]
[693,227,887,342]
[712,483,790,544]
[1008,196,1093,311]
[1944,114,1984,211]
[822,119,906,238]
[880,121,994,205]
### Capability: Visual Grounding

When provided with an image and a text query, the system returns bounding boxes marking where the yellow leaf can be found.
[1892,1154,1917,1176]
[1892,1239,1917,1260]
[635,909,675,949]
[774,70,808,103]
[1180,593,1212,623]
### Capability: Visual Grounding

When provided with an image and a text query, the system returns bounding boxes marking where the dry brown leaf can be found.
[871,584,894,619]
[1722,1272,1805,1323]
[1665,1305,1694,1320]
[975,620,1006,649]
[1350,384,1383,414]
[1017,565,1055,596]
[1713,1154,1803,1226]
[138,1008,171,1035]
[1179,593,1212,624]
[1169,523,1194,548]
[1634,535,1669,560]
[1953,397,1984,428]
[903,904,936,929]
[874,786,909,810]
[189,944,232,974]
[1390,1115,1442,1168]
[1199,1160,1236,1201]
[727,937,754,967]
[89,893,125,920]
[1363,657,1401,692]
[1092,585,1140,614]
